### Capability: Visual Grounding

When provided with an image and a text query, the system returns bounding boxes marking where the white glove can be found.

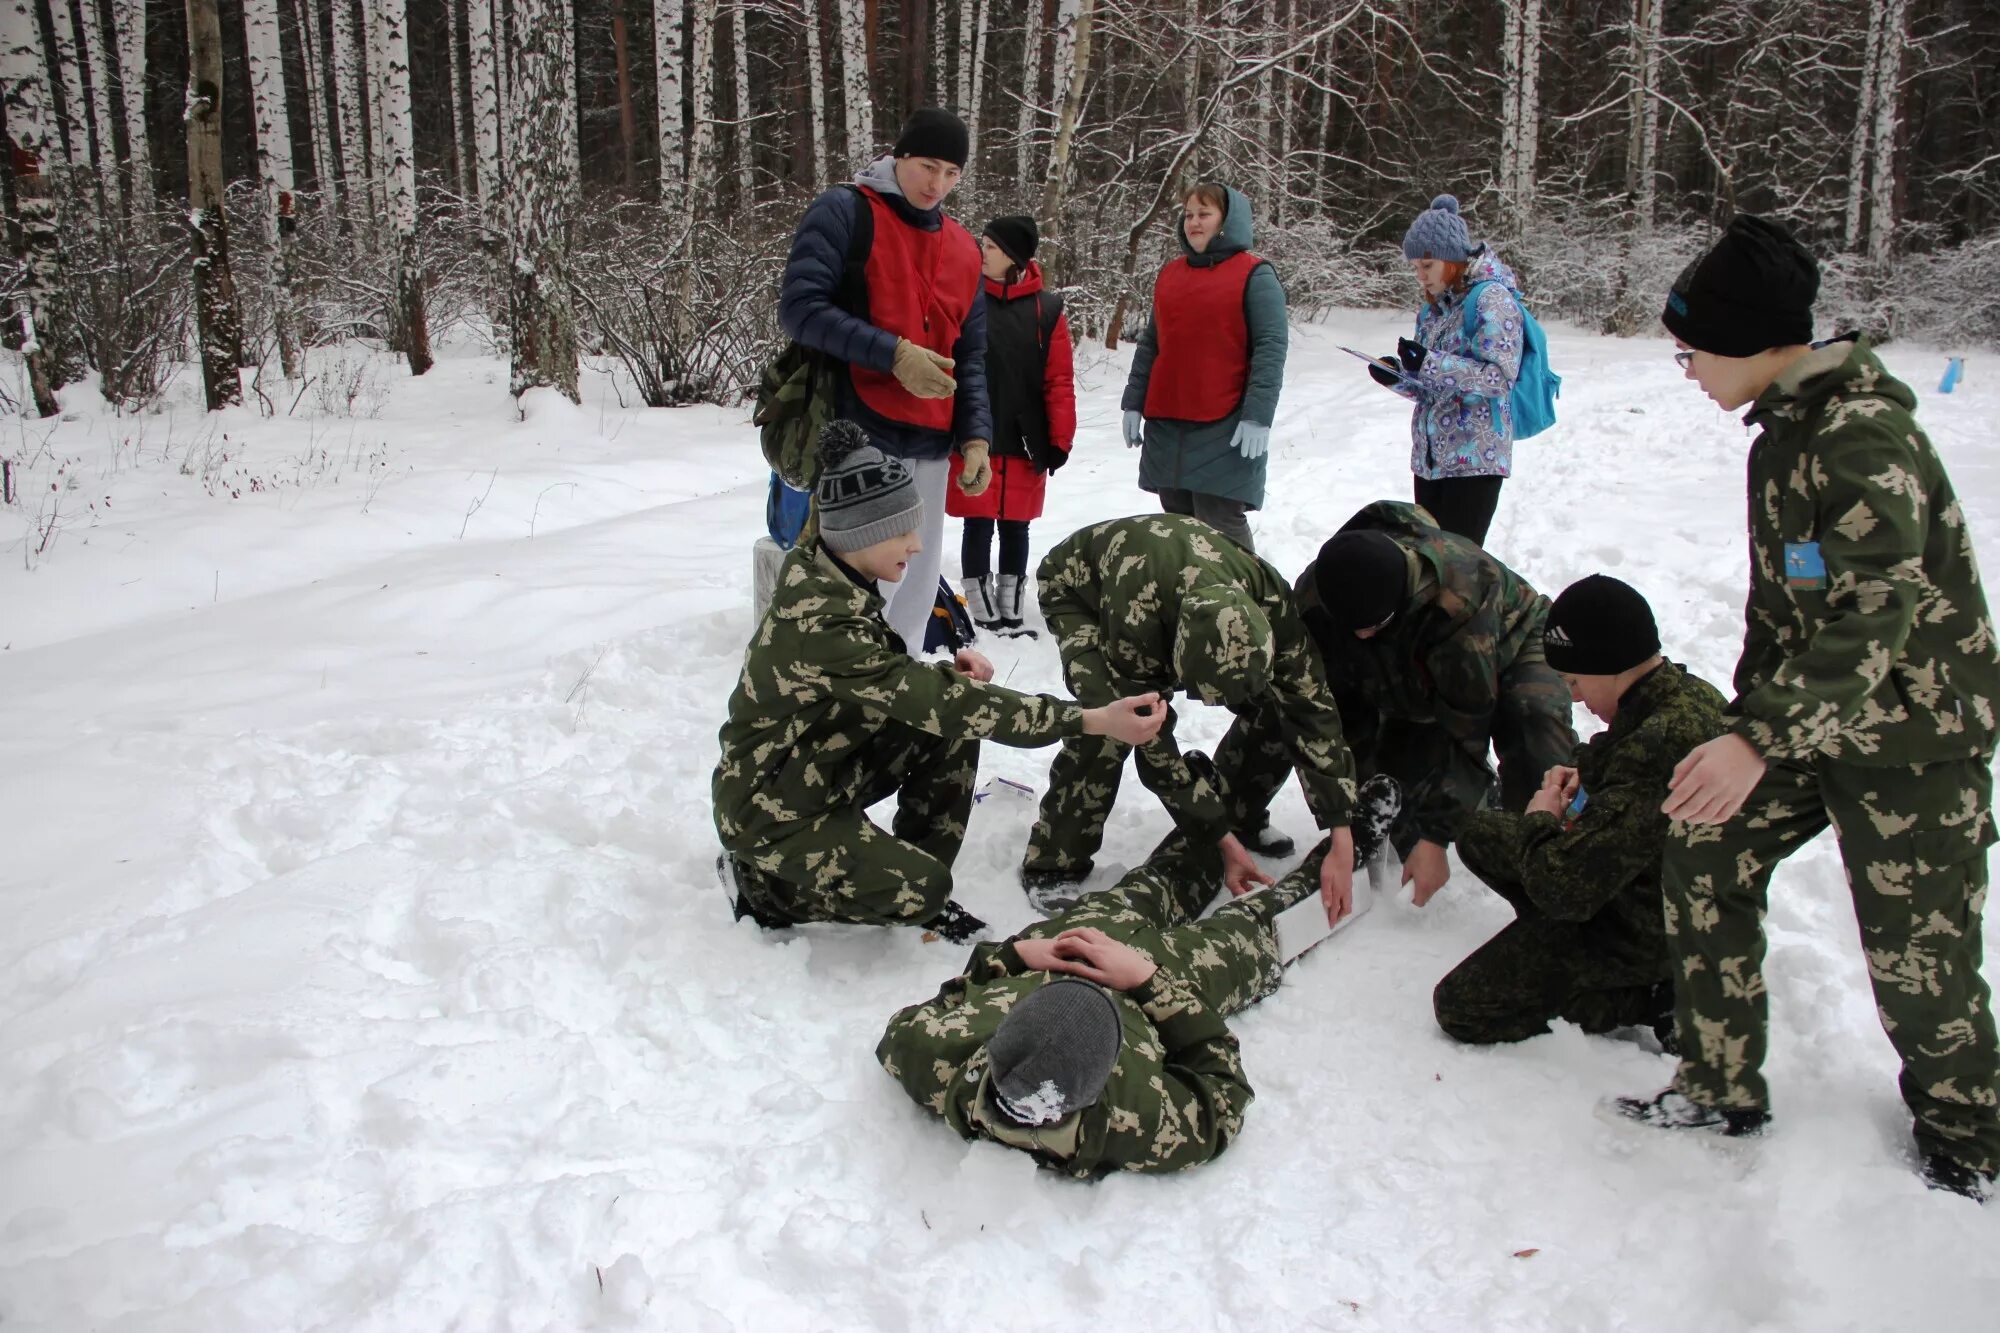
[1123,410,1145,448]
[1232,420,1270,459]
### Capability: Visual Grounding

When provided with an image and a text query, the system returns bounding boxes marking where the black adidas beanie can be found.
[984,215,1038,267]
[1661,214,1819,357]
[1543,574,1660,675]
[892,108,969,168]
[1312,532,1408,633]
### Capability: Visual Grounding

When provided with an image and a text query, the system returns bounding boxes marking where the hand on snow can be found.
[892,338,957,399]
[956,440,993,496]
[954,647,995,681]
[1397,337,1429,375]
[1662,734,1766,825]
[1220,832,1277,897]
[1047,926,1158,991]
[1083,693,1167,746]
[1123,410,1145,448]
[1231,421,1270,460]
[1367,354,1402,389]
[1402,838,1451,906]
[1319,825,1356,926]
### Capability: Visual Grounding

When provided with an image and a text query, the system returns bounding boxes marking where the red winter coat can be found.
[948,263,1076,522]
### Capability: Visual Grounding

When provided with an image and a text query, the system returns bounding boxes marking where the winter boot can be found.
[1597,1087,1770,1138]
[921,899,989,944]
[1921,1154,1996,1203]
[1349,774,1403,869]
[996,573,1037,638]
[716,852,790,930]
[965,574,1003,631]
[1647,981,1681,1057]
[1234,815,1296,859]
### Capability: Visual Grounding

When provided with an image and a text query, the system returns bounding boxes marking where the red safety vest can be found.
[1142,250,1264,423]
[847,188,982,431]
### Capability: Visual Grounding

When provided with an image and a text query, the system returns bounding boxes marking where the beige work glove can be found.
[957,440,992,496]
[892,338,957,399]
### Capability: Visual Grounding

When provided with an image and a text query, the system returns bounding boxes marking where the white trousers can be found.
[880,456,953,654]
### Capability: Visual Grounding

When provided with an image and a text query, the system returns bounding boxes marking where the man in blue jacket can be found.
[778,108,993,651]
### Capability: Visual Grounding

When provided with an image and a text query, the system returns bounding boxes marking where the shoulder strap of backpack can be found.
[834,183,872,314]
[1037,291,1064,354]
[1459,280,1527,343]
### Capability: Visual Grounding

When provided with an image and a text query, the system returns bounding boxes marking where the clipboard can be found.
[1341,344,1421,389]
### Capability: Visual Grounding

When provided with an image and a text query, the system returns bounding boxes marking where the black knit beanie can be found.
[1312,532,1408,633]
[1662,215,1820,357]
[1543,574,1661,675]
[892,108,970,168]
[984,215,1038,267]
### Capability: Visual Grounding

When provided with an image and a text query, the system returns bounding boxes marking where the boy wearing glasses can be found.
[1603,214,2000,1203]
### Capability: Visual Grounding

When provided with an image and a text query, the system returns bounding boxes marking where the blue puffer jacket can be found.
[1397,247,1525,480]
[1123,184,1287,510]
[777,156,991,461]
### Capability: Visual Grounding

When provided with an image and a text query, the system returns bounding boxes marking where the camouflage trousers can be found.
[1664,753,2000,1173]
[1434,819,1669,1044]
[1021,833,1323,1015]
[1021,700,1287,878]
[731,726,980,927]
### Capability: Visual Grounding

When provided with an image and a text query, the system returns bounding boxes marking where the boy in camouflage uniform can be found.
[877,801,1395,1177]
[1436,575,1728,1045]
[1604,215,2000,1203]
[712,423,1167,942]
[1280,500,1577,907]
[1018,515,1360,920]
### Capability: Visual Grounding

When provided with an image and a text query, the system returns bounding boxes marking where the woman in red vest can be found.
[949,215,1076,639]
[1121,182,1288,554]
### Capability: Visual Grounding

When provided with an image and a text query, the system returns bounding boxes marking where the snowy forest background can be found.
[3,0,1997,427]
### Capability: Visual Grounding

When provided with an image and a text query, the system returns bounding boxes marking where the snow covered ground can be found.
[3,316,1997,1331]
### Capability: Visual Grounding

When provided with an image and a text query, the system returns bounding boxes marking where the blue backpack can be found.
[1451,281,1560,440]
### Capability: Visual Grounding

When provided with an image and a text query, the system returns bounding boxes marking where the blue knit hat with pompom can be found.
[1402,194,1474,261]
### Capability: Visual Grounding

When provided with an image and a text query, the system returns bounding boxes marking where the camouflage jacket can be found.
[1457,661,1727,956]
[1297,501,1550,841]
[1038,515,1356,833]
[1733,336,2000,765]
[875,921,1249,1178]
[713,542,1085,849]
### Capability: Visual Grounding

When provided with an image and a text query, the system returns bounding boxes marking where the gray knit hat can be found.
[814,420,924,554]
[987,976,1123,1126]
[1402,193,1474,261]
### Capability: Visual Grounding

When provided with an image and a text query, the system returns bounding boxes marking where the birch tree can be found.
[1498,0,1542,225]
[730,0,753,200]
[469,0,504,217]
[292,0,335,200]
[185,0,245,409]
[1843,0,1883,252]
[691,0,716,192]
[1039,0,1091,218]
[801,0,829,189]
[47,0,86,163]
[506,0,580,402]
[72,0,123,213]
[836,0,871,167]
[1865,0,1910,268]
[330,0,370,234]
[964,0,989,174]
[655,0,685,202]
[446,0,471,193]
[380,0,432,373]
[1626,0,1663,225]
[1014,0,1044,188]
[1,0,64,414]
[113,0,152,205]
[245,0,303,378]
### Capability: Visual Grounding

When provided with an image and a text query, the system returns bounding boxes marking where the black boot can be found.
[921,899,989,944]
[1350,774,1403,868]
[716,853,790,930]
[1647,980,1681,1057]
[1922,1154,1996,1202]
[1234,816,1295,858]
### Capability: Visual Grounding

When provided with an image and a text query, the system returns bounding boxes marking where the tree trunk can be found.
[953,0,972,113]
[654,0,684,202]
[446,0,471,194]
[185,0,245,410]
[836,0,870,167]
[1015,0,1043,188]
[1499,0,1520,224]
[246,0,303,379]
[930,0,945,105]
[691,0,716,196]
[611,0,638,191]
[365,0,393,242]
[47,0,86,164]
[964,0,987,173]
[1,0,63,414]
[71,0,122,213]
[469,0,504,214]
[292,0,335,198]
[506,0,580,402]
[1517,0,1541,217]
[112,0,153,206]
[1844,0,1884,251]
[730,0,753,201]
[379,0,431,374]
[331,0,370,237]
[1865,0,1908,270]
[802,0,829,189]
[1626,0,1661,225]
[1039,0,1091,219]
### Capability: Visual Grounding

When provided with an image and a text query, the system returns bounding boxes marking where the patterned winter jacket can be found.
[1297,501,1558,842]
[1731,335,2000,766]
[1038,515,1357,835]
[712,542,1085,850]
[1395,247,1527,480]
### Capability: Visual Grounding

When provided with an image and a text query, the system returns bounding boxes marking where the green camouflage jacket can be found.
[1457,660,1728,957]
[1038,515,1356,833]
[1297,500,1550,841]
[713,542,1086,849]
[1733,336,2000,765]
[875,926,1249,1178]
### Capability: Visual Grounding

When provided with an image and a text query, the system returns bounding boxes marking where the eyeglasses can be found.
[1673,351,1696,370]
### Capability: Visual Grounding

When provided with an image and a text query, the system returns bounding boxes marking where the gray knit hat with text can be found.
[987,976,1123,1126]
[1402,193,1474,261]
[814,420,923,553]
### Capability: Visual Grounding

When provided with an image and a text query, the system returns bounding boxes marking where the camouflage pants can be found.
[1664,753,2000,1173]
[732,726,980,927]
[1019,833,1322,1015]
[1434,820,1669,1044]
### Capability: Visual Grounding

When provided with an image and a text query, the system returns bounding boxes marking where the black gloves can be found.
[1397,337,1428,374]
[1029,440,1069,473]
[1367,357,1401,388]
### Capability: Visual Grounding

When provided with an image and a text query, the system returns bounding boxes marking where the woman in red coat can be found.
[949,215,1076,638]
